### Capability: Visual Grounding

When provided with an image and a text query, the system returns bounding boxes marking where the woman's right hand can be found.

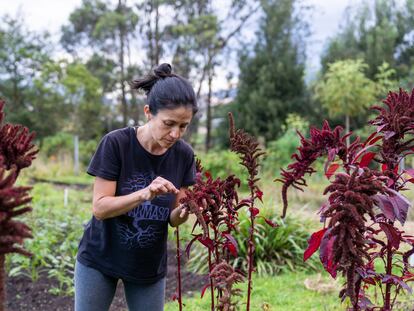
[142,176,179,201]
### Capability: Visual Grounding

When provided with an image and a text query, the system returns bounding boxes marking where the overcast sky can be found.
[0,0,360,86]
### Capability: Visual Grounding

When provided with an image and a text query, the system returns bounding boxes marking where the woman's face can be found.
[146,106,193,148]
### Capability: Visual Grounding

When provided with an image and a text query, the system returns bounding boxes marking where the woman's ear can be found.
[144,105,151,121]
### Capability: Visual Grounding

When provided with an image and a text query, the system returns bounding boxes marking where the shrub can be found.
[195,150,249,186]
[187,210,318,276]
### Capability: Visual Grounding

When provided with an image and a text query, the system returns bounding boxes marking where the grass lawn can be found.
[165,271,343,311]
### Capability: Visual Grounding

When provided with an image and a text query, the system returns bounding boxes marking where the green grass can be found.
[165,271,343,311]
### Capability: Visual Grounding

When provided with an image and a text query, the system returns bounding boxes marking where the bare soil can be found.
[5,244,208,311]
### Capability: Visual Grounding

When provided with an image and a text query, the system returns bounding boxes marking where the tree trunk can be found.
[118,0,128,127]
[205,65,213,152]
[0,254,5,311]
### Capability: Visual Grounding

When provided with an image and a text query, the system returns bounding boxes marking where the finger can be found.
[153,184,169,195]
[164,182,179,194]
[179,208,187,218]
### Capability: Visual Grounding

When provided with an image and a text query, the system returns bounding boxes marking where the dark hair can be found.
[130,63,198,115]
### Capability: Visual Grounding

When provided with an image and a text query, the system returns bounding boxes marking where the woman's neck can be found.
[136,124,167,155]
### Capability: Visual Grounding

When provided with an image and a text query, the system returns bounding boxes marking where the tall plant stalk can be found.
[181,115,273,311]
[0,255,4,311]
[278,89,414,309]
[228,112,266,311]
[175,227,183,311]
[0,99,37,310]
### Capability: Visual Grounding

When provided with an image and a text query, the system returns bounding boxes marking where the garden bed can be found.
[6,244,207,311]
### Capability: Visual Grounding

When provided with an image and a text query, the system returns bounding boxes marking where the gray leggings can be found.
[74,260,166,311]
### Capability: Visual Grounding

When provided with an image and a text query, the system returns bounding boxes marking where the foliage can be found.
[61,0,139,126]
[320,0,414,80]
[188,210,318,277]
[6,182,91,296]
[196,150,249,186]
[0,100,37,311]
[40,132,99,168]
[314,59,376,120]
[180,113,274,311]
[0,15,61,139]
[263,114,309,172]
[278,89,414,309]
[181,159,245,311]
[233,0,309,143]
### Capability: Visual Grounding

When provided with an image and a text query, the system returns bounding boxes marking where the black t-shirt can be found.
[77,126,196,284]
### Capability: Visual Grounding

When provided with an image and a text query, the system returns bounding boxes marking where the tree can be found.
[314,59,376,145]
[163,0,260,150]
[321,0,414,80]
[0,15,52,128]
[61,0,139,126]
[233,0,309,143]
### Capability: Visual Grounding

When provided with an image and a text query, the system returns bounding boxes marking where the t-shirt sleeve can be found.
[87,134,121,181]
[181,152,196,187]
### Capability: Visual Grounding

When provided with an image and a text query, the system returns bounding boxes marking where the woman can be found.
[75,63,198,311]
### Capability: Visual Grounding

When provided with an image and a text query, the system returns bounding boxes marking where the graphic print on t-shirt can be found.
[117,172,170,249]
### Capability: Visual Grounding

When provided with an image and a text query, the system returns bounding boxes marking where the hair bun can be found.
[154,63,172,78]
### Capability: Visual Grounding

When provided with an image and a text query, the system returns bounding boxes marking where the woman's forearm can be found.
[93,188,150,220]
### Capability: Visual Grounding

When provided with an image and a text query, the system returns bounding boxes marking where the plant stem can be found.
[207,230,215,311]
[246,185,255,311]
[175,228,183,311]
[208,248,215,311]
[384,242,393,311]
[0,254,5,311]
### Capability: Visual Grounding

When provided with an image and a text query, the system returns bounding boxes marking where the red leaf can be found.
[368,135,383,145]
[200,283,210,298]
[374,190,411,225]
[304,228,327,262]
[388,190,410,225]
[226,242,238,257]
[363,132,377,146]
[171,290,178,301]
[379,222,401,249]
[256,190,263,202]
[319,229,337,278]
[204,171,212,179]
[186,234,202,258]
[236,198,251,210]
[198,236,214,250]
[223,233,238,257]
[359,152,376,168]
[352,144,377,164]
[382,164,399,174]
[325,163,340,179]
[264,218,278,228]
[374,194,396,222]
[250,207,260,217]
[328,148,336,161]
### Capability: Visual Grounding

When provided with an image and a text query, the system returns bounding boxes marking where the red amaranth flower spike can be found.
[279,88,414,310]
[228,112,267,311]
[0,100,38,172]
[276,121,362,217]
[0,100,37,311]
